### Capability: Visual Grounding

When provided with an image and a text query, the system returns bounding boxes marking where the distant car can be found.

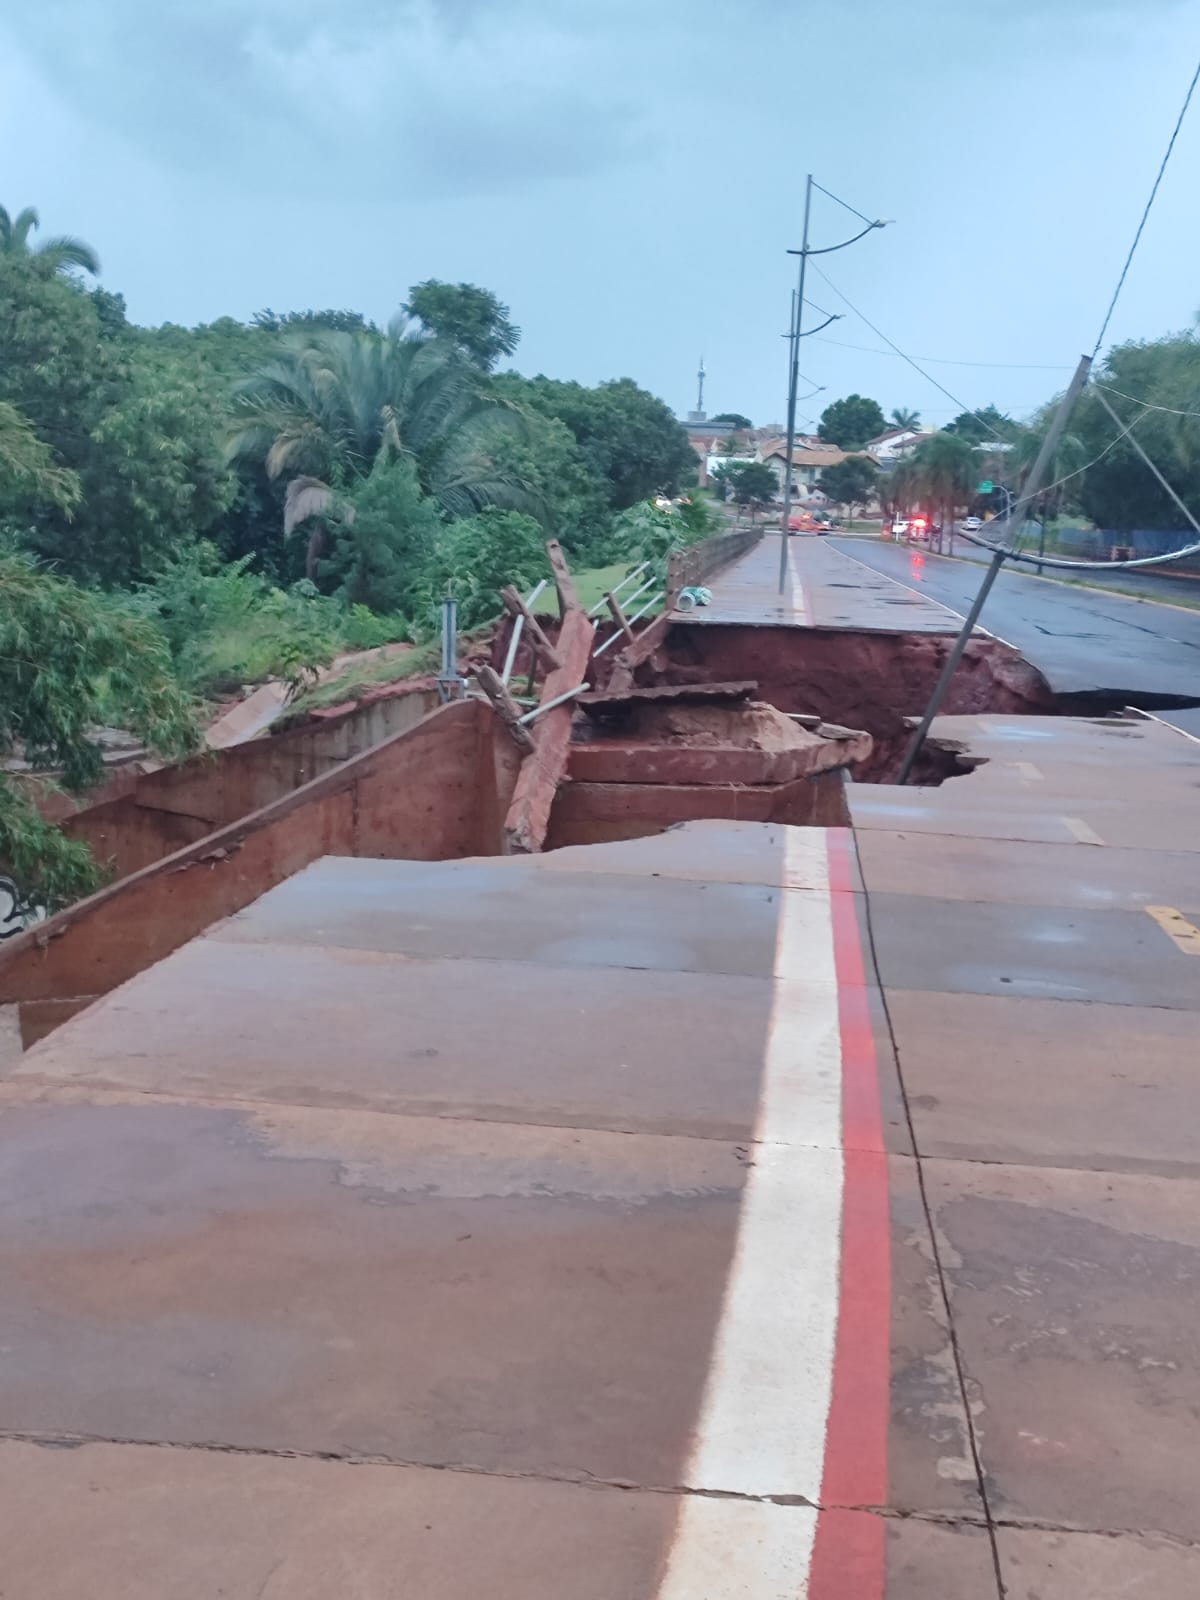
[890,519,909,537]
[962,515,983,532]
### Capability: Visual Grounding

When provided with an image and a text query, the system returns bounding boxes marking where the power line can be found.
[1095,380,1200,419]
[810,180,877,229]
[806,261,1027,447]
[1092,55,1200,358]
[811,333,1072,372]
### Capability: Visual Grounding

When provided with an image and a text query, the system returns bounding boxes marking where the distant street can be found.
[826,536,1200,734]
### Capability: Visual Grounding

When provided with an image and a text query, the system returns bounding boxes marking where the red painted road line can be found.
[809,831,891,1598]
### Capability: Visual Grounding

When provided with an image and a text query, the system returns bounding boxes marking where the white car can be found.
[890,519,909,537]
[961,516,983,533]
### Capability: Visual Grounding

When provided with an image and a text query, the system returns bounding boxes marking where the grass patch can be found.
[282,641,440,719]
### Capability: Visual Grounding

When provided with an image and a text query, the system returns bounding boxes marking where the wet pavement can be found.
[0,820,975,1598]
[827,535,1200,712]
[683,532,961,633]
[4,541,1200,1594]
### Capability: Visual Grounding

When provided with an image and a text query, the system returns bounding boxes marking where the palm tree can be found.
[0,206,100,277]
[229,324,535,578]
[890,407,921,431]
[910,432,976,554]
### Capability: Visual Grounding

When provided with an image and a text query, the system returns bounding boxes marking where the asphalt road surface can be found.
[828,537,1200,735]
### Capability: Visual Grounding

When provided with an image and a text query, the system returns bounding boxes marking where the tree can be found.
[725,460,778,522]
[0,205,100,278]
[712,412,753,430]
[817,455,879,516]
[403,280,520,371]
[910,432,976,553]
[0,400,80,517]
[506,375,698,510]
[0,552,197,914]
[253,308,374,335]
[324,458,445,614]
[1069,333,1200,532]
[944,405,1012,444]
[420,508,548,629]
[890,407,921,430]
[818,394,887,450]
[230,325,534,584]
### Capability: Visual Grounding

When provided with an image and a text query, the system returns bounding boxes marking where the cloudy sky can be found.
[2,0,1198,427]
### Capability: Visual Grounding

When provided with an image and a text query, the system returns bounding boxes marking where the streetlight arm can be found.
[787,220,888,257]
[797,312,840,338]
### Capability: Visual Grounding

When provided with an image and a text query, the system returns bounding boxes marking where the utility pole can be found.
[777,178,813,597]
[777,180,891,594]
[896,353,1093,784]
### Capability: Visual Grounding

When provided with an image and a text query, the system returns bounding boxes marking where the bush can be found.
[419,508,549,630]
[133,543,408,698]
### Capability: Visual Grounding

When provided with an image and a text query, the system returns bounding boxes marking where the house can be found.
[756,439,851,501]
[683,419,740,486]
[865,427,931,465]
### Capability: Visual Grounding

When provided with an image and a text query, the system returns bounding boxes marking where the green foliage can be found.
[0,551,200,911]
[0,399,81,516]
[725,461,777,509]
[483,413,614,563]
[1068,334,1200,532]
[403,280,520,370]
[326,459,445,615]
[230,326,535,581]
[712,412,753,430]
[943,405,1012,444]
[0,204,100,277]
[421,508,548,630]
[908,432,977,546]
[818,394,887,450]
[817,455,879,509]
[611,495,716,579]
[507,375,698,510]
[252,308,375,335]
[132,543,407,698]
[890,407,921,430]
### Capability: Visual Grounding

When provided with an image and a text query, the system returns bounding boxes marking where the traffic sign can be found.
[977,480,993,494]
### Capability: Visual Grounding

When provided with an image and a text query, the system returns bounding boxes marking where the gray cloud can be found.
[4,0,663,196]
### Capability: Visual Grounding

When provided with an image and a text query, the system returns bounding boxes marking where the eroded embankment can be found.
[652,623,1057,782]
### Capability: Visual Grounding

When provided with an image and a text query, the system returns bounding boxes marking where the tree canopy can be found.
[0,204,100,278]
[403,280,520,370]
[817,455,878,510]
[818,394,887,450]
[712,412,753,430]
[944,404,1012,444]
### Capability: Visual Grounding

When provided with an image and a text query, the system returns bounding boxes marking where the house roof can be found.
[867,426,921,445]
[759,441,850,468]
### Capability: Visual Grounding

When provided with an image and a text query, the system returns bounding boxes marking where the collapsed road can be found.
[827,534,1200,730]
[1,531,1199,1598]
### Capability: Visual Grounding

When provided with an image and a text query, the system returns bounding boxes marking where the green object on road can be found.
[977,480,993,494]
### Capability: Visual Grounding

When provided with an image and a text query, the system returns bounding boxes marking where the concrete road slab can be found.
[886,1155,983,1516]
[929,713,1200,768]
[538,819,864,890]
[850,786,1200,853]
[18,939,911,1150]
[212,856,827,979]
[924,1156,1200,1542]
[856,830,1200,911]
[813,1511,999,1600]
[865,892,1200,1009]
[999,1526,1200,1598]
[0,1090,742,1487]
[692,535,961,634]
[890,989,1200,1175]
[0,1438,683,1600]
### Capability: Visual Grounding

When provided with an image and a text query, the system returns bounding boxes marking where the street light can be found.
[777,177,891,594]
